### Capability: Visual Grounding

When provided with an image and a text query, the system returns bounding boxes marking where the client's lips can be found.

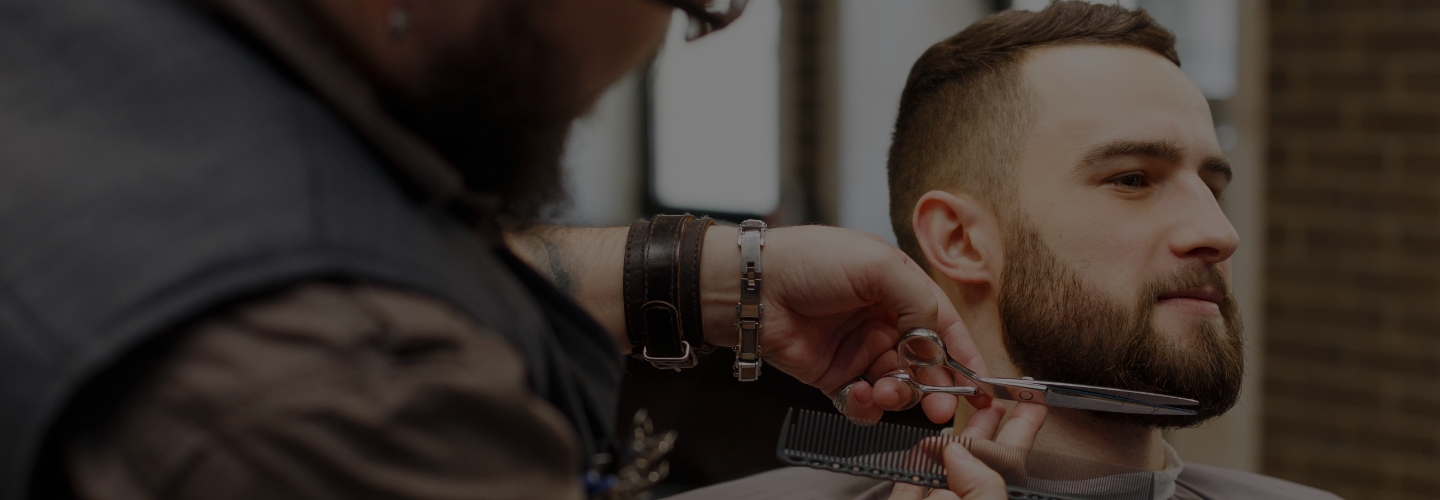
[1157,287,1223,303]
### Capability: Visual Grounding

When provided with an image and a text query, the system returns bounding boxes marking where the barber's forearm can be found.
[504,226,629,350]
[504,223,743,355]
[698,225,741,347]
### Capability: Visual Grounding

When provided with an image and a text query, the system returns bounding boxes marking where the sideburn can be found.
[997,222,1245,429]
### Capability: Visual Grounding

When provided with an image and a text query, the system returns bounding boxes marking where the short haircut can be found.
[886,1,1180,269]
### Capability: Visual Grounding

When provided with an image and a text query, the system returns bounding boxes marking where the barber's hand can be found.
[888,401,1049,500]
[701,225,990,423]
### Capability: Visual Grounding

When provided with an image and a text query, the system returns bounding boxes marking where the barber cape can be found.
[0,0,623,497]
[670,443,1343,500]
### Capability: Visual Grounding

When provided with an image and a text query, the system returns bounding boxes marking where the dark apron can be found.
[0,0,622,496]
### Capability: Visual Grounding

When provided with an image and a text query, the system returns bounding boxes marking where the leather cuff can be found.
[623,218,651,349]
[623,214,713,370]
[678,216,715,353]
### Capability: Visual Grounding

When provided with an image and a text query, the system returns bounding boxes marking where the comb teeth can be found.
[778,409,953,487]
[775,409,1140,500]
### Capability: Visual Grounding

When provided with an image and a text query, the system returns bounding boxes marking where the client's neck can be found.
[1031,408,1168,471]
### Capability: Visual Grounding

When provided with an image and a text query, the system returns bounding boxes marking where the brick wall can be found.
[1266,1,1440,498]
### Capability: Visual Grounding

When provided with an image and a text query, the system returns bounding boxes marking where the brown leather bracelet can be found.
[642,215,689,359]
[678,216,715,353]
[623,218,652,349]
[623,214,707,370]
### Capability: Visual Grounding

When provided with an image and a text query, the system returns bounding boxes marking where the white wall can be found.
[834,0,990,243]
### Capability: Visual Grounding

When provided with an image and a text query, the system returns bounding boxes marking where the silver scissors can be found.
[883,329,1198,416]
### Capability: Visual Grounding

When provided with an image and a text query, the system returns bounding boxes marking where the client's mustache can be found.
[1142,265,1233,306]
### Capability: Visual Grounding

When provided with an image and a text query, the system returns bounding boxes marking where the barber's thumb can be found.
[942,442,1008,500]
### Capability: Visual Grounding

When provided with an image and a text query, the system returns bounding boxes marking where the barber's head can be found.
[301,0,677,222]
[890,1,1243,428]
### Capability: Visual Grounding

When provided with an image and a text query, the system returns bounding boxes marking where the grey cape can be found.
[668,464,1344,500]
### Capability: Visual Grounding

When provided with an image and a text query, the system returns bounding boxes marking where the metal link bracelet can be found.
[734,219,766,381]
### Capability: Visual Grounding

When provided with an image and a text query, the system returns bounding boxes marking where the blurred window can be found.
[1013,0,1136,11]
[649,0,782,217]
[1140,0,1238,100]
[1012,0,1237,100]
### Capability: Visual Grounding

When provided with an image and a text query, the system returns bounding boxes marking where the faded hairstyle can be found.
[886,1,1180,269]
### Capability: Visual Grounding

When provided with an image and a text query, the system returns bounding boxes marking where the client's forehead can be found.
[1014,44,1219,184]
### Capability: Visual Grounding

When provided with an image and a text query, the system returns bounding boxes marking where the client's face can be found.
[999,45,1243,427]
[1000,215,1243,428]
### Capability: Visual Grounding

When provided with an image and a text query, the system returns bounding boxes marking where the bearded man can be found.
[675,3,1341,500]
[886,3,1341,499]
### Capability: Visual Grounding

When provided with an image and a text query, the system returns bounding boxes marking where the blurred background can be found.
[555,0,1440,498]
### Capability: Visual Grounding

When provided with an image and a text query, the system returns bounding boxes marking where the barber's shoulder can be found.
[1178,463,1344,500]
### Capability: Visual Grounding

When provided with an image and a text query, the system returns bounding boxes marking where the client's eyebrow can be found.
[1075,139,1232,183]
[1201,156,1233,183]
[1076,139,1184,171]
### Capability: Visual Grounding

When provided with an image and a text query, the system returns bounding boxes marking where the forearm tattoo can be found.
[536,229,573,296]
[508,226,573,296]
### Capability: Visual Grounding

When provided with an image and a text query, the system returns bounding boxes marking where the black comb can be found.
[775,409,1154,500]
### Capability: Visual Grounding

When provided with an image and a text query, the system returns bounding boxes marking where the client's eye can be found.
[1108,172,1148,188]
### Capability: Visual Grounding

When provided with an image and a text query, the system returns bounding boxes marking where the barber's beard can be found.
[997,220,1245,429]
[384,0,582,226]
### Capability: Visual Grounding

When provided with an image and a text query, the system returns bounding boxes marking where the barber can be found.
[0,0,992,499]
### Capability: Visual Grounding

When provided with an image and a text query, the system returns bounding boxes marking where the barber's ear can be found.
[912,191,1000,285]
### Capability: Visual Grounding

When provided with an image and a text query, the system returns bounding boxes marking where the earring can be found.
[387,6,410,37]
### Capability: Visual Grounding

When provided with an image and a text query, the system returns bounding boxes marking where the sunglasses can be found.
[655,0,750,41]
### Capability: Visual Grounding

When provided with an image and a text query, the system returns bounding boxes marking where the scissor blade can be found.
[1037,381,1198,406]
[1044,387,1196,416]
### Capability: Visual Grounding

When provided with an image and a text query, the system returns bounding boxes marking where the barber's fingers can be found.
[867,353,963,420]
[994,402,1048,450]
[921,393,959,424]
[890,482,961,500]
[965,394,994,411]
[810,314,898,395]
[865,352,930,413]
[915,364,959,423]
[863,349,903,384]
[958,403,1007,440]
[852,354,955,418]
[942,443,1009,500]
[868,371,957,420]
[840,381,883,423]
[870,375,920,412]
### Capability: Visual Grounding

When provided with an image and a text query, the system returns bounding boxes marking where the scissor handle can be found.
[883,373,979,396]
[897,328,947,367]
[899,329,988,384]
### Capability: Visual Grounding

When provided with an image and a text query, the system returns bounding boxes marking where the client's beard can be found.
[997,219,1245,429]
[383,0,583,226]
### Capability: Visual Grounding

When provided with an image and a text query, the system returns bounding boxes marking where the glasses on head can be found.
[656,0,749,41]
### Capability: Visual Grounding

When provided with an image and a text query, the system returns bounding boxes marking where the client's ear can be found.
[912,190,1001,285]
